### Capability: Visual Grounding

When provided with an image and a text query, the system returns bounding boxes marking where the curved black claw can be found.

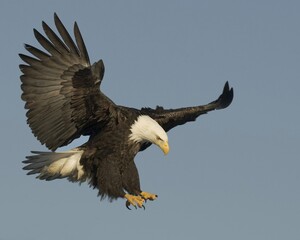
[126,201,131,210]
[126,201,137,210]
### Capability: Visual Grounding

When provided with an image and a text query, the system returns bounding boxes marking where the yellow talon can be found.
[140,191,158,201]
[124,194,145,209]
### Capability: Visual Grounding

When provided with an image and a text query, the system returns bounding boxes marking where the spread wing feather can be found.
[20,13,114,151]
[141,81,234,132]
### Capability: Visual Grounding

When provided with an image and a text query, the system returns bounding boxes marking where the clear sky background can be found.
[1,1,299,239]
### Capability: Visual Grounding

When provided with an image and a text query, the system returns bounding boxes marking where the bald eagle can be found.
[20,13,233,209]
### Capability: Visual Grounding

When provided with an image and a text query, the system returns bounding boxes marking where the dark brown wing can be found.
[141,81,234,132]
[20,13,114,150]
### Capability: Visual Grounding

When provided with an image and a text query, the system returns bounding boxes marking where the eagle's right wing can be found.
[20,13,114,151]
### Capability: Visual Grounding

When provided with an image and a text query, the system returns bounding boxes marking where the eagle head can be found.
[129,115,169,155]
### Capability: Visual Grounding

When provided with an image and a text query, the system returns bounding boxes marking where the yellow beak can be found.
[158,141,170,155]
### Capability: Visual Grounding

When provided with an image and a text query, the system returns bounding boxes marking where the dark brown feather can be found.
[140,81,234,133]
[20,13,114,150]
[74,22,90,65]
[54,13,79,55]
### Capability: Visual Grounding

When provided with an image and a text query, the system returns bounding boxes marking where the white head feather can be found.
[129,115,168,144]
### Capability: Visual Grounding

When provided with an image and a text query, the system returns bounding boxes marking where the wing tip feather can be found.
[216,81,234,110]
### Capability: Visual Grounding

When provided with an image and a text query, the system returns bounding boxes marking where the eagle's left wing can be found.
[141,82,234,132]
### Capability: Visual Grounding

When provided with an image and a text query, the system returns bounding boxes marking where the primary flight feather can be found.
[20,13,234,209]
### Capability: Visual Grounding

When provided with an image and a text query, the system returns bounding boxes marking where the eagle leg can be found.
[140,191,158,202]
[124,194,145,210]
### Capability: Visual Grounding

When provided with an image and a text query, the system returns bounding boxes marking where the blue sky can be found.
[1,1,300,239]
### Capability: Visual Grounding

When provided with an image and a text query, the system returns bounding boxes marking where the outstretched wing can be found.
[141,82,234,132]
[20,13,114,151]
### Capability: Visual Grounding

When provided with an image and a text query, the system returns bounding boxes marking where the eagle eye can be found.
[156,136,163,141]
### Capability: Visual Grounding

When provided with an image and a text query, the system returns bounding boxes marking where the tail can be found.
[23,148,86,182]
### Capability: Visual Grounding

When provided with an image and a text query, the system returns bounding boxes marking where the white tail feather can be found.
[23,148,85,182]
